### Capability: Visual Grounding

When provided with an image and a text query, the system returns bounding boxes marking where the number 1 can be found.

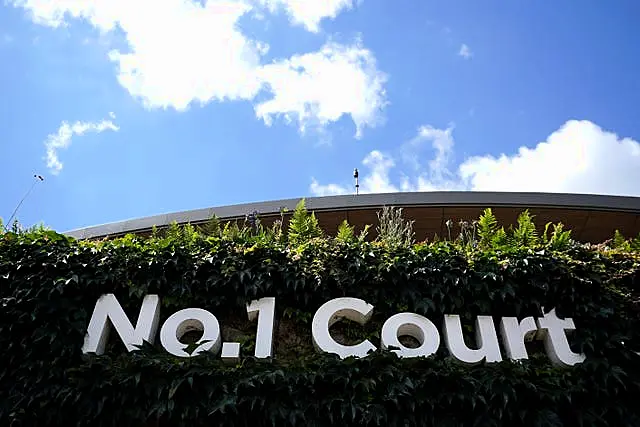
[246,297,276,358]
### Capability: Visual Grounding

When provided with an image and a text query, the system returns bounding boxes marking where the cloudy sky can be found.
[1,0,639,231]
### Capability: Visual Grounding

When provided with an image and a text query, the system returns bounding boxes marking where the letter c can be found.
[311,297,376,359]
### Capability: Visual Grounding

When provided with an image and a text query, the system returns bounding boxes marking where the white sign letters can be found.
[381,312,440,358]
[82,294,160,354]
[443,314,502,364]
[160,308,221,357]
[312,297,376,359]
[246,297,276,358]
[83,294,586,366]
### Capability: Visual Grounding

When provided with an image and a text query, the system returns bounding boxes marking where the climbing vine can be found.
[1,206,639,426]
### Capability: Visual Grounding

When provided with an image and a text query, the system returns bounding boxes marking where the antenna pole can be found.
[353,168,359,196]
[4,174,44,231]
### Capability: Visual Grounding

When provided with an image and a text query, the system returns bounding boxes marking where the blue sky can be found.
[1,0,639,232]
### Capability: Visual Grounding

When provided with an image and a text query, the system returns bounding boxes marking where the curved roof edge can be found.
[64,191,640,240]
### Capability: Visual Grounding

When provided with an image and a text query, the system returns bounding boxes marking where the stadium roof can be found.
[65,192,640,243]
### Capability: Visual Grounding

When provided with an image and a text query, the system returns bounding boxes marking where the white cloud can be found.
[398,123,463,192]
[310,120,640,197]
[10,0,385,137]
[11,0,266,109]
[458,43,472,59]
[108,1,266,110]
[360,150,399,192]
[256,41,386,137]
[460,120,640,195]
[309,178,349,196]
[45,115,119,174]
[258,0,356,32]
[403,124,454,174]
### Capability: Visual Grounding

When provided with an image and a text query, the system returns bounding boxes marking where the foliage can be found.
[376,206,414,246]
[547,223,573,251]
[459,209,574,253]
[455,220,478,248]
[172,222,200,244]
[612,230,632,251]
[611,231,640,253]
[477,208,498,248]
[335,220,370,245]
[510,210,538,247]
[493,226,509,248]
[0,218,50,235]
[358,224,371,242]
[1,206,640,426]
[288,199,322,246]
[200,214,222,237]
[222,221,243,241]
[268,207,289,245]
[336,219,355,243]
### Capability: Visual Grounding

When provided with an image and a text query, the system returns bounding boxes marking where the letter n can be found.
[82,294,160,355]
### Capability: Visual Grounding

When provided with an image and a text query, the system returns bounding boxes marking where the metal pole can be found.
[353,168,359,196]
[4,175,44,231]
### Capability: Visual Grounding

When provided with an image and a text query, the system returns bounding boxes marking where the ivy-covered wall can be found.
[1,205,639,426]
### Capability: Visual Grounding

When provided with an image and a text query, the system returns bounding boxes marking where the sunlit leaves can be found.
[0,213,639,426]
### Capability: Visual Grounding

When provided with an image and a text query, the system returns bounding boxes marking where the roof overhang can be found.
[64,192,640,242]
